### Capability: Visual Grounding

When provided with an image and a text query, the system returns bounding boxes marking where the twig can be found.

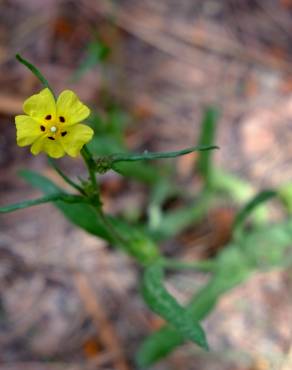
[73,272,131,370]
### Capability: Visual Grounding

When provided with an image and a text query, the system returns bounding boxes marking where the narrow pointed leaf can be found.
[137,219,292,366]
[142,264,208,350]
[0,193,85,213]
[20,170,159,263]
[137,261,249,367]
[111,145,218,164]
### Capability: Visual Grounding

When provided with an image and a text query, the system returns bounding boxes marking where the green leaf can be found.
[111,145,219,165]
[197,106,219,188]
[138,256,249,366]
[137,249,250,367]
[136,326,183,368]
[20,170,112,240]
[20,170,160,263]
[0,193,86,213]
[90,145,219,175]
[137,240,254,367]
[137,219,292,366]
[107,146,218,183]
[233,189,277,231]
[142,264,208,349]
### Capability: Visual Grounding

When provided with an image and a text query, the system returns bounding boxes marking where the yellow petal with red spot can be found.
[60,124,94,157]
[56,90,90,126]
[23,88,56,121]
[15,115,43,146]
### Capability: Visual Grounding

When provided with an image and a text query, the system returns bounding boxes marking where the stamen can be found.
[61,131,67,137]
[40,125,46,132]
[48,137,55,140]
[50,126,57,133]
[59,116,65,123]
[45,114,52,120]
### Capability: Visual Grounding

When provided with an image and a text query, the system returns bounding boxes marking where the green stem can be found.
[96,207,129,248]
[16,54,56,99]
[81,147,123,247]
[81,145,98,192]
[197,106,219,190]
[47,157,85,195]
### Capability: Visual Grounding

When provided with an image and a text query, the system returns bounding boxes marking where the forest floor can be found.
[1,1,292,369]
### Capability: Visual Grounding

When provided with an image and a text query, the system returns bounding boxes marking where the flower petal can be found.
[30,137,44,155]
[59,124,94,157]
[15,115,43,146]
[23,88,56,120]
[56,90,90,126]
[31,136,65,158]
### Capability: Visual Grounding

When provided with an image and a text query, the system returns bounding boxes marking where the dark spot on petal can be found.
[40,125,46,132]
[45,114,52,120]
[59,116,65,123]
[48,136,55,140]
[61,131,67,137]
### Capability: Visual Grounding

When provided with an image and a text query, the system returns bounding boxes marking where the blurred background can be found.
[1,0,292,369]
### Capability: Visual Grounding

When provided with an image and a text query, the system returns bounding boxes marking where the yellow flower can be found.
[15,88,94,158]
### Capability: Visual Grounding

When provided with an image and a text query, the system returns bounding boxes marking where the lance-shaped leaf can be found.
[137,271,246,367]
[93,145,219,174]
[19,170,110,238]
[137,218,292,367]
[0,193,86,213]
[137,253,250,367]
[137,245,253,367]
[142,263,208,351]
[111,145,218,164]
[20,170,159,263]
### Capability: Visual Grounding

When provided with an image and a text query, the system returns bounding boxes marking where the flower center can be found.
[40,116,68,140]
